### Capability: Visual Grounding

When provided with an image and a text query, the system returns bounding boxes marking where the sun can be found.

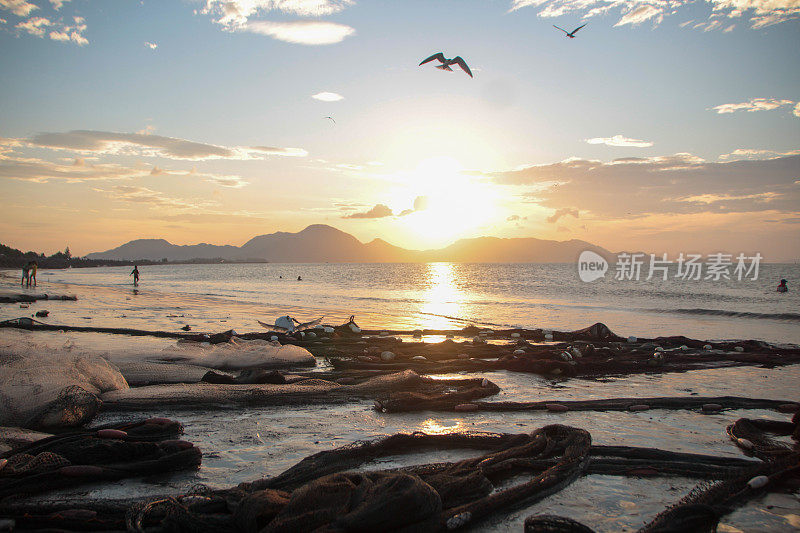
[396,156,499,247]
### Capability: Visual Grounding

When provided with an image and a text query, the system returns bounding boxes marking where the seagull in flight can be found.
[419,52,473,78]
[324,116,336,125]
[553,23,587,38]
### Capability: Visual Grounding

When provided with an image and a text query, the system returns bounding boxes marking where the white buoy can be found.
[324,326,334,333]
[412,355,427,361]
[654,346,664,352]
[514,349,526,355]
[544,333,554,341]
[511,332,520,338]
[747,475,769,489]
[380,351,396,361]
[734,346,744,352]
[349,323,361,333]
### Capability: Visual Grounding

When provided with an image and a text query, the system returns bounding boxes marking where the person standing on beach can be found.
[21,261,37,287]
[130,265,140,285]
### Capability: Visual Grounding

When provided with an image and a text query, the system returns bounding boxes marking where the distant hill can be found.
[87,224,613,263]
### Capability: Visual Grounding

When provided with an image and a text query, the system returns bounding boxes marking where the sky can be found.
[0,0,798,260]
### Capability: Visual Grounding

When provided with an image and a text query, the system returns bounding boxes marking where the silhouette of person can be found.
[777,279,788,293]
[130,265,140,285]
[21,261,37,287]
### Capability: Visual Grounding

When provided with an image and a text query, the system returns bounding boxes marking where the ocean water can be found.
[3,262,798,343]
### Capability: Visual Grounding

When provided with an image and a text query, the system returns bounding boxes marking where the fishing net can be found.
[160,338,315,370]
[0,333,128,429]
[99,371,499,412]
[1,412,798,532]
[0,418,200,500]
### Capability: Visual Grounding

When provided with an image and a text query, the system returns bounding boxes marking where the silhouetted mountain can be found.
[87,225,613,263]
[86,239,241,261]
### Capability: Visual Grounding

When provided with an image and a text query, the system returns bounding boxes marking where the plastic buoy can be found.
[511,332,520,338]
[454,403,479,412]
[703,344,712,350]
[629,404,650,411]
[546,403,568,412]
[734,346,744,352]
[544,333,554,340]
[679,345,689,350]
[514,349,526,355]
[380,351,396,361]
[747,475,769,489]
[411,355,427,361]
[97,429,127,439]
[323,326,334,333]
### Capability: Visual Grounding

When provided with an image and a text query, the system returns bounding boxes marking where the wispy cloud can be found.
[712,97,795,114]
[546,207,579,223]
[486,152,800,219]
[586,135,653,148]
[13,130,307,160]
[100,185,215,210]
[508,0,800,29]
[312,91,344,102]
[343,203,393,219]
[719,148,800,161]
[0,156,146,183]
[242,20,355,45]
[0,0,38,17]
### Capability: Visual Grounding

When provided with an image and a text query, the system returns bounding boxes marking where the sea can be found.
[3,261,798,343]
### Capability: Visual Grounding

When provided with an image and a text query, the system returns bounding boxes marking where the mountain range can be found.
[86,224,613,263]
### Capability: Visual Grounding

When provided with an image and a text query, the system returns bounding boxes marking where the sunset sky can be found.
[1,0,798,260]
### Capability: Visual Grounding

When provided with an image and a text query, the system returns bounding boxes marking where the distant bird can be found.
[553,23,587,38]
[324,116,336,125]
[419,52,473,78]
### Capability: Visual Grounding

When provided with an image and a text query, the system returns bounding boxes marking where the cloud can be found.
[586,135,653,148]
[507,214,528,221]
[242,20,355,44]
[0,0,38,17]
[203,0,354,27]
[0,156,146,183]
[546,207,579,223]
[507,0,800,28]
[343,204,393,219]
[712,97,795,114]
[487,153,800,219]
[100,185,214,210]
[13,130,306,160]
[615,5,662,26]
[795,103,800,117]
[719,148,800,161]
[144,41,157,49]
[312,91,344,102]
[16,16,50,36]
[50,0,69,9]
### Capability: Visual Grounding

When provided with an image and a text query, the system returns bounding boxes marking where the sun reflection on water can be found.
[419,418,465,435]
[418,262,466,330]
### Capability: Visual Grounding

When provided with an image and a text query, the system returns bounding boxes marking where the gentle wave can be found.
[652,308,800,321]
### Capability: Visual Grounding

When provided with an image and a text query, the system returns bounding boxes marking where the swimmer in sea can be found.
[130,265,140,285]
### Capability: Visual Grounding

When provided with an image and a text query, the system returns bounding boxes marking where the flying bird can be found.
[553,23,587,38]
[324,116,336,125]
[419,52,473,78]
